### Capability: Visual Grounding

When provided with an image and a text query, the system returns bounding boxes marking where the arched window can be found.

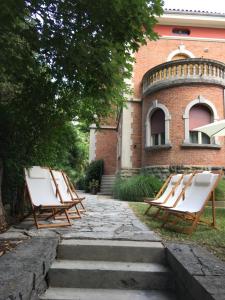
[189,104,212,144]
[183,96,219,145]
[145,101,171,148]
[150,109,165,145]
[172,54,189,61]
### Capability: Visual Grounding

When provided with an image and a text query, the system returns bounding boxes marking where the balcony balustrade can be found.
[142,58,225,95]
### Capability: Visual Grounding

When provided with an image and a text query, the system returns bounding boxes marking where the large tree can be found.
[0,0,163,226]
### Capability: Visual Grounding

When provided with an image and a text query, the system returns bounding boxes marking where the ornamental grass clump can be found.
[113,174,162,202]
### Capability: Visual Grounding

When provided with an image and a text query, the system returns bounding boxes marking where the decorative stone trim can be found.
[167,44,195,61]
[181,143,221,149]
[145,100,171,147]
[145,144,172,151]
[121,103,133,169]
[182,95,219,144]
[142,58,225,95]
[89,128,97,162]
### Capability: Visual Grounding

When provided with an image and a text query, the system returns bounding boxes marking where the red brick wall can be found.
[133,39,225,98]
[142,85,225,167]
[95,129,117,175]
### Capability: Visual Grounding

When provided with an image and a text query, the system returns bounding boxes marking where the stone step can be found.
[97,192,112,196]
[100,186,113,190]
[100,189,113,194]
[40,288,177,300]
[99,190,113,194]
[57,240,165,264]
[49,260,172,289]
[100,181,115,185]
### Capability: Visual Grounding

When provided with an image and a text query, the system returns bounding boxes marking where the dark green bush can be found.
[84,159,104,192]
[113,174,162,202]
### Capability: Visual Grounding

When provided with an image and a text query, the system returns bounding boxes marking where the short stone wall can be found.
[166,243,225,300]
[0,237,59,300]
[118,168,140,178]
[142,165,225,180]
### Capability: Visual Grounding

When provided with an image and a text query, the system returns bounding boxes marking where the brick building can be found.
[89,9,225,178]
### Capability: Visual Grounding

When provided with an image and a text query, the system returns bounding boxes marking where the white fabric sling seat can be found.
[144,174,183,215]
[50,169,85,218]
[154,174,194,209]
[162,172,221,234]
[24,166,73,229]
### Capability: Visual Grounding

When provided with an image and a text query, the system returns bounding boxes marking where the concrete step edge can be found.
[59,240,164,248]
[40,288,177,300]
[50,260,169,272]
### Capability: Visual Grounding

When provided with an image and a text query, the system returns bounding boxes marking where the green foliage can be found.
[89,179,100,191]
[215,178,225,201]
[0,0,163,217]
[130,203,225,261]
[1,122,88,215]
[113,175,162,202]
[84,160,104,192]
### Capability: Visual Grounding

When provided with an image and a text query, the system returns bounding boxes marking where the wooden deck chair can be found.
[161,171,222,235]
[50,169,82,219]
[144,174,183,216]
[150,173,194,219]
[61,171,86,212]
[24,166,73,229]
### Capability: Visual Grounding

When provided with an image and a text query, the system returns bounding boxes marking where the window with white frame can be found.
[150,109,165,146]
[189,104,212,144]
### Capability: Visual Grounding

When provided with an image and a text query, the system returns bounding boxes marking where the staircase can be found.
[40,239,177,300]
[99,175,116,195]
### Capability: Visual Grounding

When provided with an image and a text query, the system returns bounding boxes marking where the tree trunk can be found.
[0,159,7,230]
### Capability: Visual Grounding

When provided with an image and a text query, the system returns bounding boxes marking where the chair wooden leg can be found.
[212,191,216,228]
[144,205,152,215]
[80,201,85,211]
[161,212,170,227]
[64,209,72,226]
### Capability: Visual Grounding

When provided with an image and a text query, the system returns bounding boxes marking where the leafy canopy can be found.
[0,0,163,215]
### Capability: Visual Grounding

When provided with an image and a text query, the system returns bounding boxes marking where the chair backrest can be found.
[165,173,193,207]
[156,174,183,203]
[174,173,220,213]
[51,170,72,202]
[25,166,62,207]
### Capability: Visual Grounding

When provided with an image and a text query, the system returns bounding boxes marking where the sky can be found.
[163,0,225,13]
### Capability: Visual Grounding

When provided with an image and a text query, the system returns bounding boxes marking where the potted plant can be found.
[89,179,99,195]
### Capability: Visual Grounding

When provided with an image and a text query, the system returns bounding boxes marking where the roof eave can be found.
[157,13,225,28]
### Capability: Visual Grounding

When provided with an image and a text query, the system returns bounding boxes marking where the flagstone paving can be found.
[0,193,160,241]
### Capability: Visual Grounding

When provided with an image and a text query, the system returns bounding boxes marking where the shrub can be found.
[84,159,104,192]
[113,174,162,202]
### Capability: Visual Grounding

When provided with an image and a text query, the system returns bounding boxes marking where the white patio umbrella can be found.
[193,119,225,137]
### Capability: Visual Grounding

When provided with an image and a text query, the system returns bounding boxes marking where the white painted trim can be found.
[121,103,133,169]
[89,129,96,162]
[160,36,225,43]
[157,14,225,28]
[183,95,219,144]
[97,125,117,130]
[167,44,195,62]
[145,100,171,147]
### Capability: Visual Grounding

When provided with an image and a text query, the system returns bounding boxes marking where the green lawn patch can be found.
[215,177,225,201]
[130,202,225,261]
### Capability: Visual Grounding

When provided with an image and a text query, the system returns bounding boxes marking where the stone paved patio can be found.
[0,193,160,241]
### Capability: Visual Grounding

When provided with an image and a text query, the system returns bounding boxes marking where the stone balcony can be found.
[142,58,225,95]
